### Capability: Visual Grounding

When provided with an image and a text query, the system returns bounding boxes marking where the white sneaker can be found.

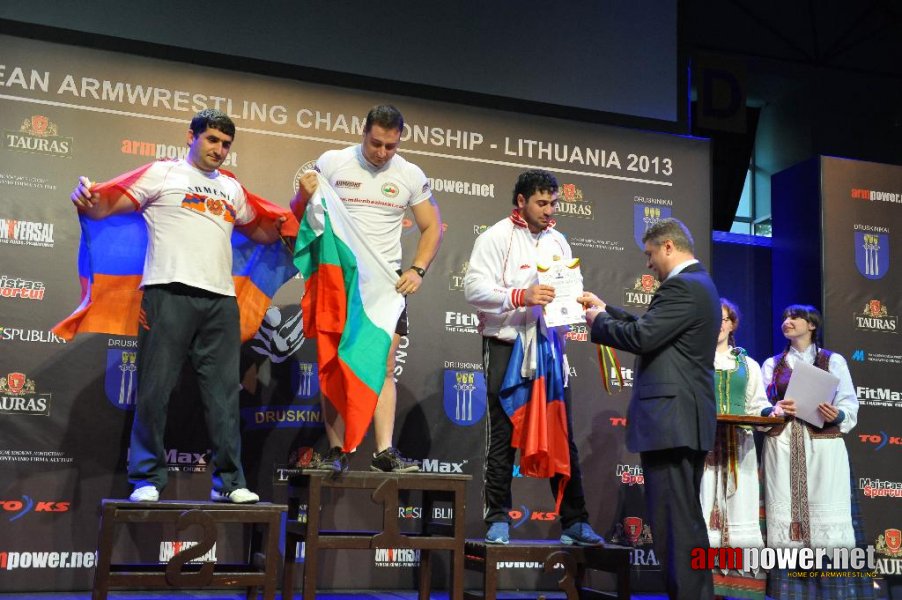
[210,488,259,504]
[128,486,159,502]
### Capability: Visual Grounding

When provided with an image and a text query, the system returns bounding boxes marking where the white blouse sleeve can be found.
[744,356,772,415]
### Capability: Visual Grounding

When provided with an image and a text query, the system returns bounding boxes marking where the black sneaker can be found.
[308,446,349,473]
[370,447,420,473]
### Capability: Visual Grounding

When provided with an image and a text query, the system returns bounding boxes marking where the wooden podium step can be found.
[92,499,286,600]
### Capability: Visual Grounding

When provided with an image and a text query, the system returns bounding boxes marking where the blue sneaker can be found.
[560,522,604,546]
[485,522,510,545]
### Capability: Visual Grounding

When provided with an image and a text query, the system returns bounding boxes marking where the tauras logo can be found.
[0,372,51,416]
[855,300,898,333]
[623,274,659,307]
[874,528,902,575]
[4,115,72,158]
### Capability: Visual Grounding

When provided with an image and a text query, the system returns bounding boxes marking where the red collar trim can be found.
[509,209,555,231]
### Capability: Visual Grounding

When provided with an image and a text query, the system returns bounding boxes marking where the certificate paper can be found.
[537,259,584,327]
[784,359,840,428]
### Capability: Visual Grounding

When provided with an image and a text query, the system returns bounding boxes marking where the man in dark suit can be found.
[580,218,719,600]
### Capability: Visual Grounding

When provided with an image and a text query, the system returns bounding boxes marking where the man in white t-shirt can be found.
[70,109,285,503]
[292,104,442,472]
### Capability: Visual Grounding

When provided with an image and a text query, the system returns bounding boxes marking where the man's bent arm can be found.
[408,197,442,271]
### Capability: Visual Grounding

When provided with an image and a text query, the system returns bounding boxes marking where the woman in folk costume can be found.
[762,304,874,599]
[699,299,770,599]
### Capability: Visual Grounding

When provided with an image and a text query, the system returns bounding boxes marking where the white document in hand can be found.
[537,258,584,327]
[784,359,840,429]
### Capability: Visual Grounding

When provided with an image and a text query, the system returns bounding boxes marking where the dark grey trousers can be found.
[127,283,247,494]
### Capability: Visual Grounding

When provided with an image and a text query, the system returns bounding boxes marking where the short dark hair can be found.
[642,217,695,253]
[782,303,822,345]
[364,104,404,133]
[721,298,741,348]
[512,169,559,206]
[189,109,235,139]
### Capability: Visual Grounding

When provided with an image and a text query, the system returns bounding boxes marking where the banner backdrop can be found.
[773,156,902,581]
[0,34,711,592]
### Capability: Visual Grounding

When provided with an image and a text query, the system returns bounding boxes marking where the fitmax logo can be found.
[852,349,865,362]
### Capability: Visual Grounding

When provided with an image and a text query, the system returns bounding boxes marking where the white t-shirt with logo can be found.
[316,145,431,269]
[121,159,257,296]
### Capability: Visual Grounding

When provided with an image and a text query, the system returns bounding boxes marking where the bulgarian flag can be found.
[499,323,571,512]
[53,161,299,342]
[294,173,404,453]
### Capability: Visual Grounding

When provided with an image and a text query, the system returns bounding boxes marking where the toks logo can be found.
[858,432,901,450]
[4,115,72,157]
[442,370,487,426]
[508,505,558,529]
[854,299,898,333]
[0,372,51,416]
[1,496,70,522]
[854,229,889,280]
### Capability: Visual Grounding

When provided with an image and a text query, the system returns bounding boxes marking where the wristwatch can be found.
[409,266,426,278]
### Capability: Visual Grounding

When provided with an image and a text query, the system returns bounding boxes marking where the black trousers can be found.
[127,283,247,494]
[640,447,713,600]
[482,336,589,528]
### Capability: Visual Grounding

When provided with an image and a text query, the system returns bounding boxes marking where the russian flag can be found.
[53,161,299,342]
[499,325,571,511]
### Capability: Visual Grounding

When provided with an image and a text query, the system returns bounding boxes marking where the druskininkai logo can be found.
[633,203,672,250]
[855,231,889,279]
[105,349,138,409]
[442,369,486,426]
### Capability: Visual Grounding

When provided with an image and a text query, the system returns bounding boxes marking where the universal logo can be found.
[854,299,898,334]
[4,115,72,158]
[0,219,55,248]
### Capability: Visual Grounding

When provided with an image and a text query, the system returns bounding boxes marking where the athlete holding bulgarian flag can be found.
[290,104,443,473]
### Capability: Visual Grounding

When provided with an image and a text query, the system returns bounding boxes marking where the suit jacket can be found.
[590,263,720,453]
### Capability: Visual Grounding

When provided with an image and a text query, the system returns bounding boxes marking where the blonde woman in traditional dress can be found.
[699,299,770,599]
